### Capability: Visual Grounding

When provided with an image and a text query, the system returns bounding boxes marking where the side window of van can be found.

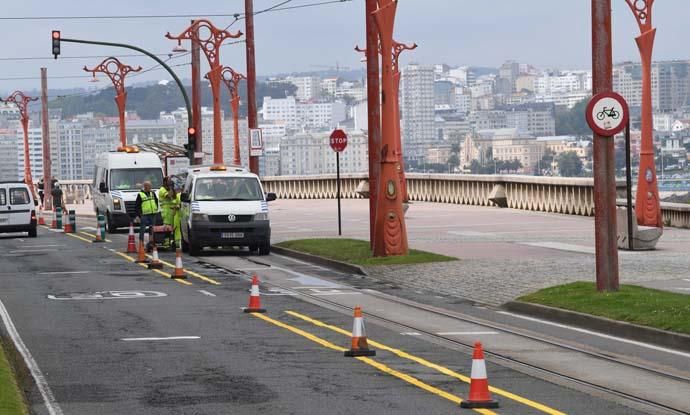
[10,188,30,205]
[0,189,6,206]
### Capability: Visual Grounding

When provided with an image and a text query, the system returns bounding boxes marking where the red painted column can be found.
[207,65,224,165]
[114,93,127,148]
[592,0,619,291]
[625,0,662,228]
[21,116,33,189]
[245,0,260,175]
[373,0,409,256]
[191,21,203,165]
[231,95,241,166]
[41,68,53,209]
[364,0,381,250]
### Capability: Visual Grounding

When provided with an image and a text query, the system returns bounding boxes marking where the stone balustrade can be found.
[61,175,690,229]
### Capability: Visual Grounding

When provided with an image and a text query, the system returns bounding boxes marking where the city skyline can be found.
[1,1,690,90]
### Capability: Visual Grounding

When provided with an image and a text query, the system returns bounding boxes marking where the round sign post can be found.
[330,129,348,236]
[585,91,629,137]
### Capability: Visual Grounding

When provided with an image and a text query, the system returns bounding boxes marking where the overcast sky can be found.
[1,0,689,92]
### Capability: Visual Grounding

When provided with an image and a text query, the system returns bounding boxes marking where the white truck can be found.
[92,148,164,232]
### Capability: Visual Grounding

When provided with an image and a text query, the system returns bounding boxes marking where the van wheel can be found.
[28,227,37,238]
[258,242,271,256]
[188,232,201,256]
[106,212,116,234]
[181,236,189,253]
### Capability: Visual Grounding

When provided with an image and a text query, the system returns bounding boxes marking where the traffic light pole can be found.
[59,37,194,161]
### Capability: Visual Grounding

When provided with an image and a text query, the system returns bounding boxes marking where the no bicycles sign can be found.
[585,91,629,137]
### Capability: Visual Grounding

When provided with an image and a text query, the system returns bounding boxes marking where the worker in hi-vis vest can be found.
[135,181,159,243]
[158,177,176,248]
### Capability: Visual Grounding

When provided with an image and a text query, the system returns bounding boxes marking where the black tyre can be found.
[258,242,271,256]
[28,227,37,238]
[181,236,190,253]
[106,212,116,234]
[188,232,201,256]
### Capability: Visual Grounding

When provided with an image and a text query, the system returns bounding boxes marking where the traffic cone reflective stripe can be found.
[243,274,266,313]
[50,208,57,229]
[125,222,137,253]
[147,244,163,269]
[460,342,499,409]
[38,208,46,225]
[92,219,103,243]
[344,306,376,357]
[172,249,186,279]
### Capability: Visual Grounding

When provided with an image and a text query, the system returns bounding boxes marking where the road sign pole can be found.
[625,121,634,251]
[336,152,342,236]
[591,0,619,292]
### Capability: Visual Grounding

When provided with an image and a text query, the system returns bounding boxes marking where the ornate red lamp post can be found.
[624,0,662,228]
[83,57,142,150]
[220,66,246,166]
[1,91,39,193]
[371,0,409,256]
[167,20,242,165]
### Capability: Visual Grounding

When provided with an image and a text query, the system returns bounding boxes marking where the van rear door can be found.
[0,188,8,227]
[8,187,32,226]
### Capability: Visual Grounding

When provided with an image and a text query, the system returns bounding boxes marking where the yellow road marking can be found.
[65,233,96,244]
[145,254,221,285]
[251,313,497,415]
[285,311,566,415]
[112,251,193,286]
[78,231,111,242]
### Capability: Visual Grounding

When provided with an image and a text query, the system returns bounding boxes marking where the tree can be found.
[447,154,460,172]
[557,151,584,177]
[555,98,592,136]
[450,143,460,155]
[469,159,481,174]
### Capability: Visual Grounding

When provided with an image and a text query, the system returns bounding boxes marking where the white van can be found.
[179,165,276,256]
[0,181,38,237]
[92,148,164,232]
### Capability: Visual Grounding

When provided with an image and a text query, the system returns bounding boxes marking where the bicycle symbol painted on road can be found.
[596,107,620,121]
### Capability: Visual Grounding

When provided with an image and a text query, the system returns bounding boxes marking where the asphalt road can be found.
[0,224,680,415]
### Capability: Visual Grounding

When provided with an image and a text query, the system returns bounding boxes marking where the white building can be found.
[262,96,346,130]
[287,76,322,101]
[16,126,45,181]
[401,63,436,161]
[279,130,368,175]
[0,129,19,181]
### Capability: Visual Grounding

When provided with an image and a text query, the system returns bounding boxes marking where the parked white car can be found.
[0,181,38,237]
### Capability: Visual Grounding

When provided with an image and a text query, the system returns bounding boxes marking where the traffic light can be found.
[185,127,197,162]
[52,31,61,59]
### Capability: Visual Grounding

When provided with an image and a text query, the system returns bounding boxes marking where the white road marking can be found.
[19,244,62,248]
[497,311,690,358]
[122,336,200,342]
[683,279,690,283]
[400,332,422,336]
[671,287,690,291]
[437,331,499,336]
[198,290,216,297]
[520,242,595,254]
[81,226,97,231]
[236,267,269,271]
[38,271,90,275]
[0,298,64,415]
[448,231,493,237]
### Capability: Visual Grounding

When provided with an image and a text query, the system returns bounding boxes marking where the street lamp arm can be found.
[83,57,142,93]
[61,37,192,130]
[624,0,654,32]
[165,19,242,68]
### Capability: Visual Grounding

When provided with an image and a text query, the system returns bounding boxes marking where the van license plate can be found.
[222,232,244,239]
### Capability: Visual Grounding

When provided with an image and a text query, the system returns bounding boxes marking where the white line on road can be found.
[198,290,216,297]
[0,298,64,415]
[38,271,91,275]
[437,331,499,336]
[81,226,97,231]
[10,249,58,253]
[121,336,200,342]
[400,332,422,336]
[683,279,690,283]
[497,311,690,358]
[20,244,62,248]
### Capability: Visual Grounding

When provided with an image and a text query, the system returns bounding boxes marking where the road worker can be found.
[135,181,159,245]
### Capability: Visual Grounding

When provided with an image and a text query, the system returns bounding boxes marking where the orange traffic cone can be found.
[135,241,148,263]
[50,208,57,229]
[63,210,73,233]
[125,222,137,253]
[460,342,499,409]
[344,306,376,357]
[243,274,266,313]
[147,243,164,269]
[38,208,46,226]
[92,220,103,243]
[171,249,186,279]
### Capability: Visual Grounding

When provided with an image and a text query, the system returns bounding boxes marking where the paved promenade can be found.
[267,199,690,306]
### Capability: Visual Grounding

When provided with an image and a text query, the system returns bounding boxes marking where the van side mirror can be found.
[265,192,277,202]
[180,192,189,202]
[99,182,108,193]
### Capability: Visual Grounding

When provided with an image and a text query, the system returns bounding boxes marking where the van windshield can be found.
[194,177,263,201]
[110,168,163,191]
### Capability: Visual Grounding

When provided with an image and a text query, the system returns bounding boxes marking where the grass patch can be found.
[276,238,456,267]
[0,339,28,415]
[519,282,690,335]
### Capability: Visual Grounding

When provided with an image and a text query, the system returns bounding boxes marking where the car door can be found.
[0,187,9,228]
[8,187,31,226]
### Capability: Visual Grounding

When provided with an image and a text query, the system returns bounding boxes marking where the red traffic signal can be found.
[52,31,61,59]
[187,127,196,135]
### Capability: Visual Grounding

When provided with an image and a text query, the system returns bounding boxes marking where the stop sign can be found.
[329,129,348,152]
